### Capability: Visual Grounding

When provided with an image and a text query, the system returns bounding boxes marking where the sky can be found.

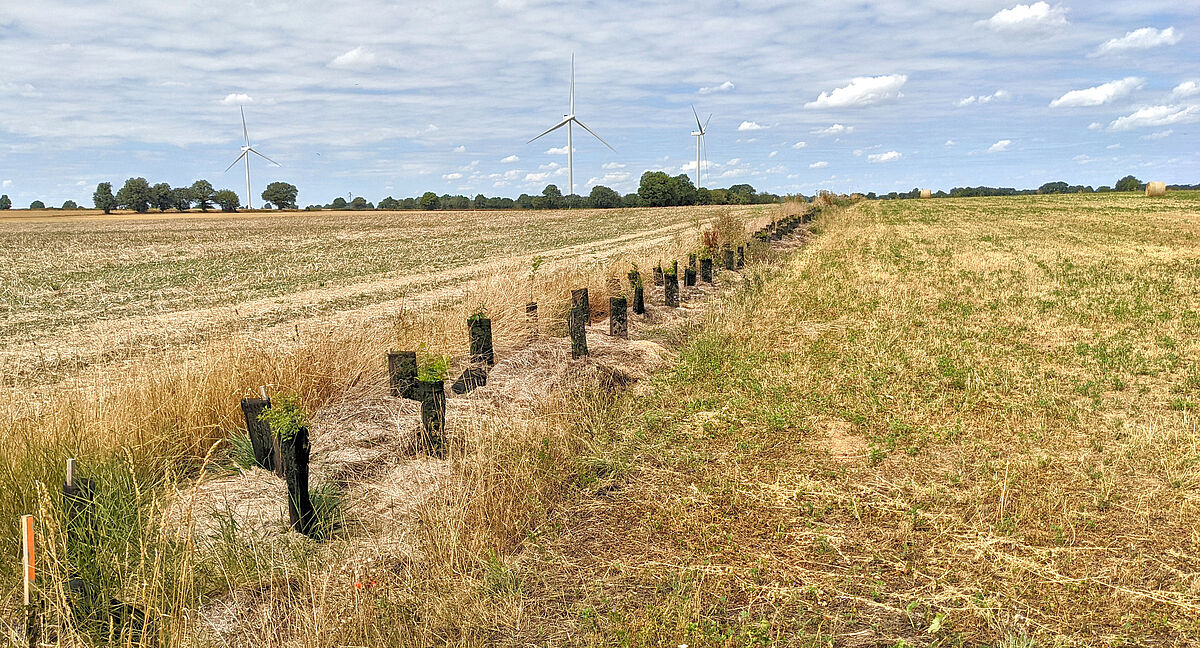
[0,0,1197,208]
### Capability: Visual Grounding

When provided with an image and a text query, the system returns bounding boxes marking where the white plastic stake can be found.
[66,458,76,488]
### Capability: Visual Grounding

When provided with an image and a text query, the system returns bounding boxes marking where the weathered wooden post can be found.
[685,267,696,287]
[240,395,280,474]
[468,314,494,366]
[414,379,447,456]
[723,244,735,271]
[387,351,418,399]
[737,245,745,268]
[609,296,628,338]
[700,257,713,283]
[568,303,589,358]
[664,269,679,307]
[282,426,315,535]
[571,288,591,324]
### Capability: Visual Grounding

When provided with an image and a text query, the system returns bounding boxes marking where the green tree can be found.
[0,194,11,210]
[378,196,400,210]
[669,174,697,205]
[1114,175,1142,192]
[261,182,298,209]
[540,184,563,209]
[115,177,152,213]
[638,171,673,206]
[330,196,348,209]
[171,187,193,211]
[93,182,117,214]
[62,200,78,209]
[190,180,215,211]
[213,189,240,212]
[149,182,173,212]
[419,191,440,210]
[588,185,621,208]
[349,196,371,210]
[726,183,755,204]
[473,193,487,209]
[30,200,45,209]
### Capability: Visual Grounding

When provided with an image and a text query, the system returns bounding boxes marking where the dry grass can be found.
[510,191,1200,646]
[0,204,776,646]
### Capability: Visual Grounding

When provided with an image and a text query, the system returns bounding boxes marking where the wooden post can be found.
[388,351,418,399]
[415,380,447,456]
[571,288,591,324]
[700,258,713,283]
[737,246,745,268]
[240,396,277,471]
[468,316,494,366]
[664,270,679,307]
[632,284,645,315]
[282,427,316,536]
[609,296,628,338]
[568,304,589,358]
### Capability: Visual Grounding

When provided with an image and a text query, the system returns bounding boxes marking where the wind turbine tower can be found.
[528,55,614,196]
[225,106,281,209]
[690,105,711,189]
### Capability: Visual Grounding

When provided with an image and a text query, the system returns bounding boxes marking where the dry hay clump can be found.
[1145,181,1166,196]
[920,188,932,199]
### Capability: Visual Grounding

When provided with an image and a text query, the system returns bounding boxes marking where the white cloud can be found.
[737,121,763,131]
[1106,143,1120,149]
[805,74,907,109]
[791,141,807,149]
[502,169,522,180]
[956,89,1010,107]
[812,123,853,136]
[442,172,463,180]
[500,154,519,163]
[220,93,253,106]
[978,2,1068,32]
[988,139,1012,153]
[768,151,778,158]
[1171,81,1200,99]
[725,158,740,165]
[809,161,828,169]
[1109,104,1200,130]
[1095,27,1181,55]
[601,162,626,169]
[944,139,957,146]
[1088,122,1103,131]
[1143,129,1173,140]
[867,151,901,163]
[1050,77,1143,108]
[524,172,550,182]
[2,180,11,188]
[329,46,378,70]
[545,146,574,154]
[452,145,466,153]
[699,81,734,94]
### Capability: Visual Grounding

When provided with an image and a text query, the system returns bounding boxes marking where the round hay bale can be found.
[919,189,932,199]
[1146,182,1166,197]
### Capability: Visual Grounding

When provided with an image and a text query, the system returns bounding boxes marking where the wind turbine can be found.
[224,106,280,209]
[528,55,614,196]
[690,105,711,189]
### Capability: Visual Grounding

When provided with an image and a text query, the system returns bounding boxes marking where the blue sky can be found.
[0,1,1197,207]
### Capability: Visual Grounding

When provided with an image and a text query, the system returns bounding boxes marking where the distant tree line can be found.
[870,175,1199,200]
[305,172,782,211]
[87,178,299,214]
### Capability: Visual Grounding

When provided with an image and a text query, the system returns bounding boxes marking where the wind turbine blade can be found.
[704,113,712,132]
[240,106,249,146]
[571,118,615,152]
[249,148,281,166]
[224,151,248,173]
[570,53,575,115]
[692,104,703,131]
[527,116,571,143]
